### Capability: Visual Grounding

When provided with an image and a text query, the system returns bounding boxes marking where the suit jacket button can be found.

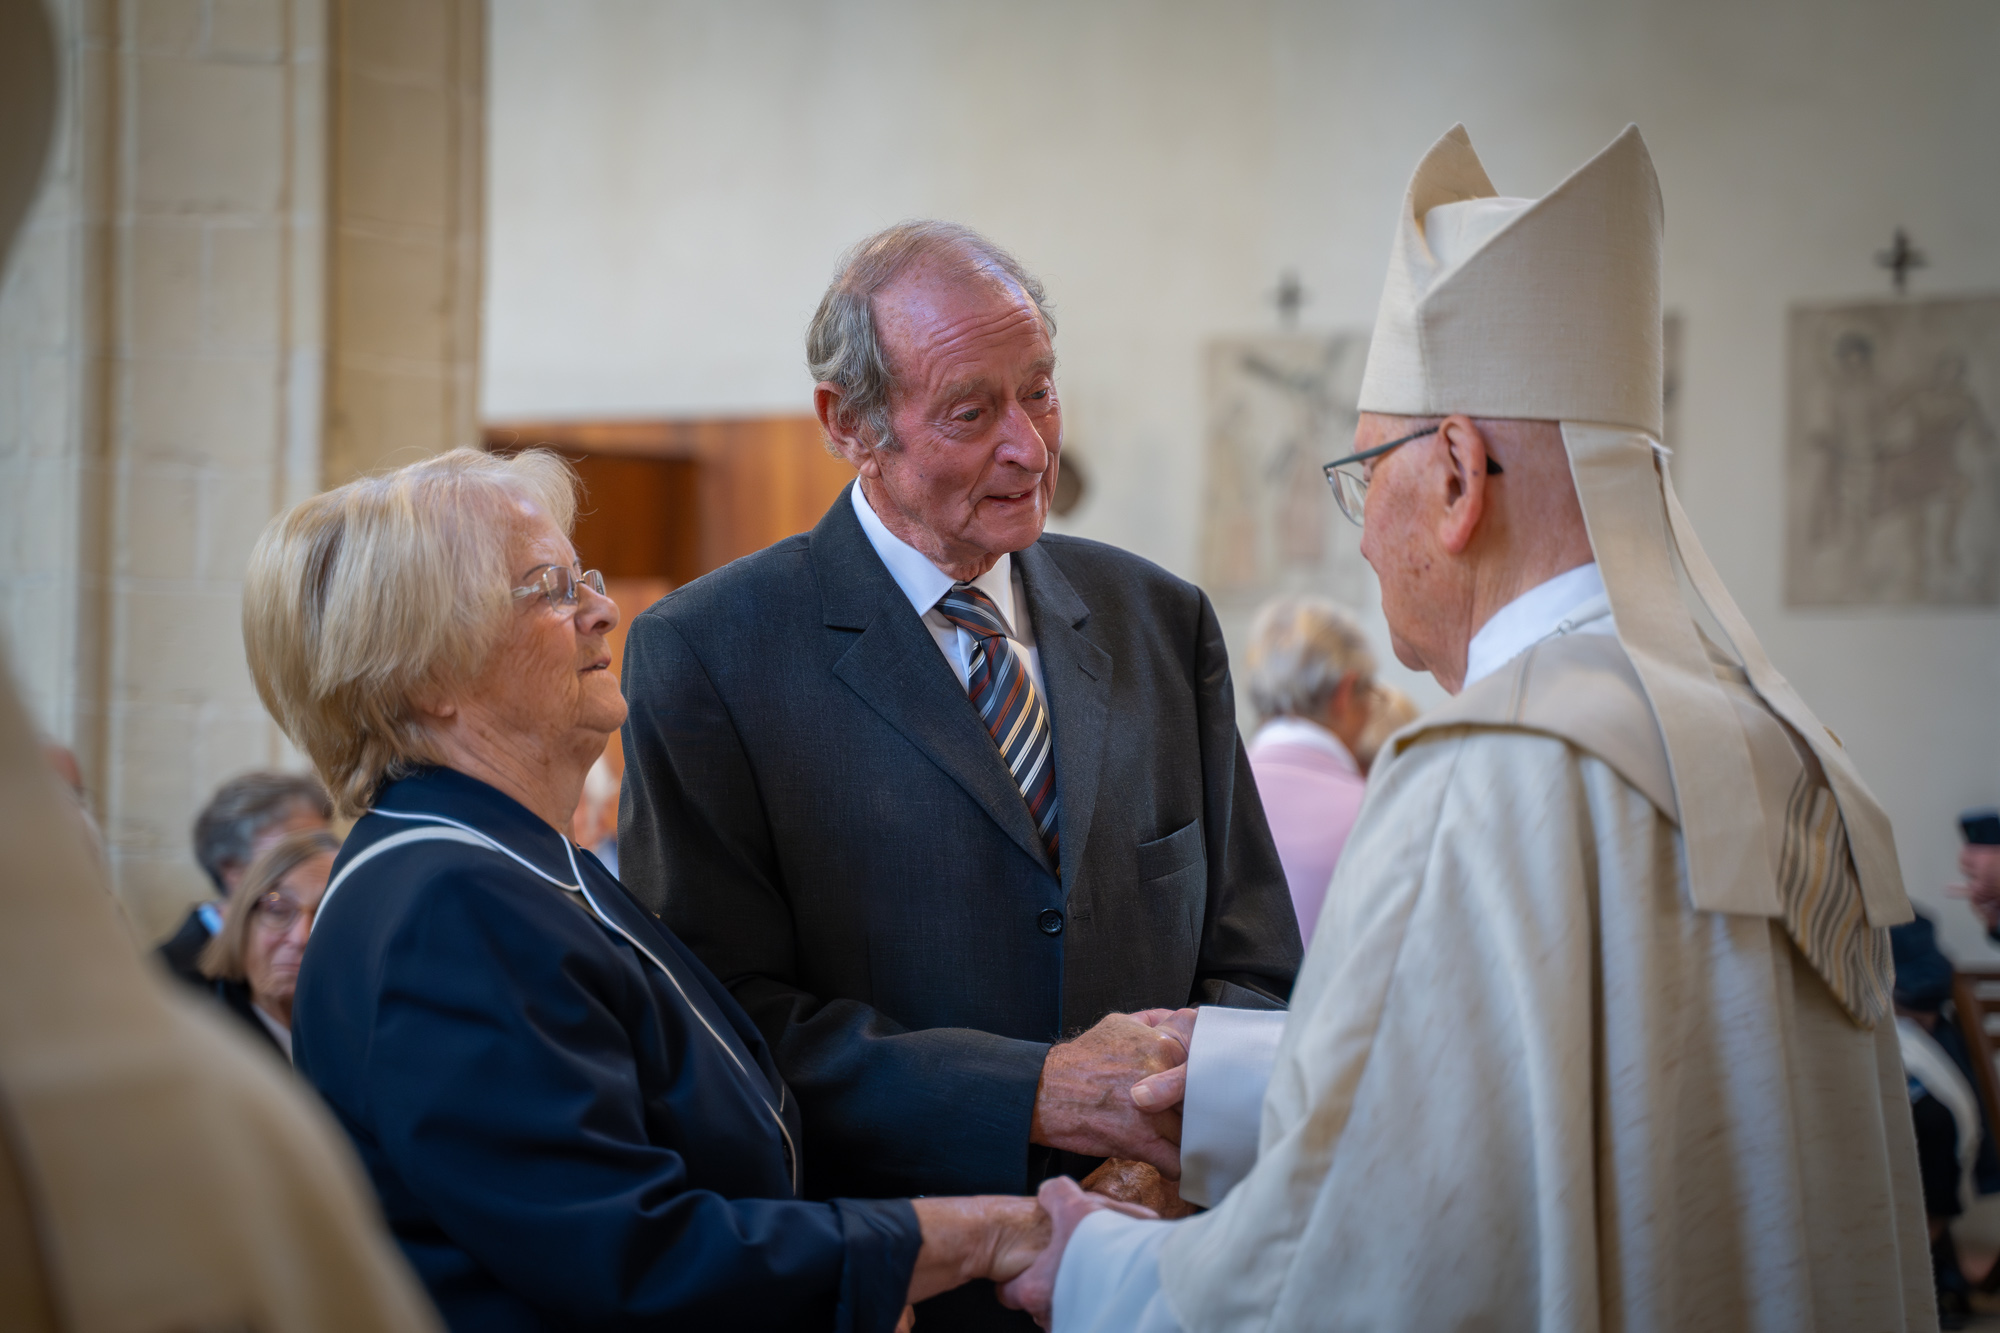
[1038,908,1065,936]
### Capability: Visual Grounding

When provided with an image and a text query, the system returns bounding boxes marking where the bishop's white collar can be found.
[850,482,1021,633]
[1462,561,1615,690]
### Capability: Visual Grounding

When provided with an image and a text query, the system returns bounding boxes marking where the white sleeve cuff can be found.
[1177,1005,1284,1208]
[1051,1208,1184,1333]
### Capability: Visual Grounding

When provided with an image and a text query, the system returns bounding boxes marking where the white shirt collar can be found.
[850,481,1020,630]
[1462,562,1615,689]
[1250,716,1360,775]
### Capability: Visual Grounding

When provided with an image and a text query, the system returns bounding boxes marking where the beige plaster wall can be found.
[0,0,483,939]
[483,0,2000,956]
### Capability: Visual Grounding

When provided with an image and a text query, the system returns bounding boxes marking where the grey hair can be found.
[1245,596,1376,724]
[805,220,1055,453]
[192,770,332,895]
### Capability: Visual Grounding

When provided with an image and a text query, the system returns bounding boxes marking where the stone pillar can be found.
[0,0,483,939]
[324,0,482,484]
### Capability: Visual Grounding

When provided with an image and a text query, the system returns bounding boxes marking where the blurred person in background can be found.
[197,829,340,1062]
[1242,596,1377,940]
[244,447,1125,1331]
[157,771,332,987]
[1352,683,1420,774]
[1890,909,1985,1326]
[1954,808,2000,941]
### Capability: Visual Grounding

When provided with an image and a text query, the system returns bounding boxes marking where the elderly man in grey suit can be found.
[618,221,1301,1329]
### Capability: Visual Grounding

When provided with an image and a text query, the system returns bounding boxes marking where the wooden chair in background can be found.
[1953,966,2000,1146]
[1950,966,2000,1293]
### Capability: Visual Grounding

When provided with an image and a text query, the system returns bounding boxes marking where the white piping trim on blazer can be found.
[321,807,800,1194]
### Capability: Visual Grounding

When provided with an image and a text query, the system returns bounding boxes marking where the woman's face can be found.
[461,509,627,768]
[243,853,334,1018]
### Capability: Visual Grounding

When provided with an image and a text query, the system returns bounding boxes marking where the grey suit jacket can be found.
[618,486,1301,1206]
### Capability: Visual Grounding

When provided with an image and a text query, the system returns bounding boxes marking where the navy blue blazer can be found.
[292,767,920,1332]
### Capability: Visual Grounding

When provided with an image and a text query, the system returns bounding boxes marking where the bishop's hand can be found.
[1127,1006,1198,1116]
[1030,1010,1195,1176]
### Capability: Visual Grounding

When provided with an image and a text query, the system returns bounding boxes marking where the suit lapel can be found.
[812,490,1057,875]
[1015,543,1111,896]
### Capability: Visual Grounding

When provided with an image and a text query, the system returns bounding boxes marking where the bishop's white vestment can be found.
[1054,574,1933,1332]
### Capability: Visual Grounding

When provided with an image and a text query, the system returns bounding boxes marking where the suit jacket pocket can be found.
[1137,819,1207,960]
[1137,818,1205,883]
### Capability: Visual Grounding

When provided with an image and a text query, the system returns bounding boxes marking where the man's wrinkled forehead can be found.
[875,263,1053,390]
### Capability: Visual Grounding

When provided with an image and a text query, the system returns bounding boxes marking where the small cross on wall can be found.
[1875,228,1927,296]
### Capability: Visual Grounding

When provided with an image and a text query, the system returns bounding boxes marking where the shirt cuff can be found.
[1052,1209,1184,1333]
[1178,1005,1284,1208]
[831,1197,924,1333]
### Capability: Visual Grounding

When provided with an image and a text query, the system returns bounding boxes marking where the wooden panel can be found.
[692,416,859,571]
[483,415,857,578]
[568,454,700,586]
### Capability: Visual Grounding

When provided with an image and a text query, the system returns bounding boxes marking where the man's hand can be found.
[998,1176,1158,1329]
[1952,845,2000,929]
[1030,1011,1194,1176]
[1081,1157,1200,1220]
[1128,1007,1198,1115]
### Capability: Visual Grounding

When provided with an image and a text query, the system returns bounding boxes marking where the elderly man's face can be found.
[1355,413,1446,674]
[862,266,1061,579]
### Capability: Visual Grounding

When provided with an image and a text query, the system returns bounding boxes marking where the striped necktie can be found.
[937,582,1060,870]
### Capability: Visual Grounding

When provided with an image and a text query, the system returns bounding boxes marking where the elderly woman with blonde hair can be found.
[1243,596,1386,941]
[196,826,340,1060]
[242,448,1120,1332]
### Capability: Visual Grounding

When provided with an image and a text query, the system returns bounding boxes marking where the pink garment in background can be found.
[1247,717,1367,943]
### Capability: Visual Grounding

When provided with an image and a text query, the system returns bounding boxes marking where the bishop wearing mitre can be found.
[1002,125,1935,1331]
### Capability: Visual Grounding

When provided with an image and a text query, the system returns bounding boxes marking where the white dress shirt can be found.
[1462,561,1615,688]
[1052,561,1624,1333]
[849,482,1045,694]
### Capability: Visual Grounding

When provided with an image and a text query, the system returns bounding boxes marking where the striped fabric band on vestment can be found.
[1776,768,1890,1028]
[937,582,1060,870]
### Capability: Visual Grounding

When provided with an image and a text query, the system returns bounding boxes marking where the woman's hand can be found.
[906,1195,1051,1306]
[998,1175,1159,1329]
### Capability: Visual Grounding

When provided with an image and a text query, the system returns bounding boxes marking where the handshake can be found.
[905,1007,1200,1328]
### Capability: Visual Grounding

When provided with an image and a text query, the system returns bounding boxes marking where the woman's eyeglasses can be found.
[511,562,607,608]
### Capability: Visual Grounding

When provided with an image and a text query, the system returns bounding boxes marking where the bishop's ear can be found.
[1434,415,1493,556]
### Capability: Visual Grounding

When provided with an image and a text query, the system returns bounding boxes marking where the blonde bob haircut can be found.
[1244,595,1376,726]
[198,827,342,983]
[243,447,578,818]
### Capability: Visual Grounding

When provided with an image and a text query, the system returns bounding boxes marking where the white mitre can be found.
[1358,124,1907,927]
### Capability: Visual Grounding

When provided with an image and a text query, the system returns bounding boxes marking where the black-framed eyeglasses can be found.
[1321,424,1502,526]
[510,562,607,608]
